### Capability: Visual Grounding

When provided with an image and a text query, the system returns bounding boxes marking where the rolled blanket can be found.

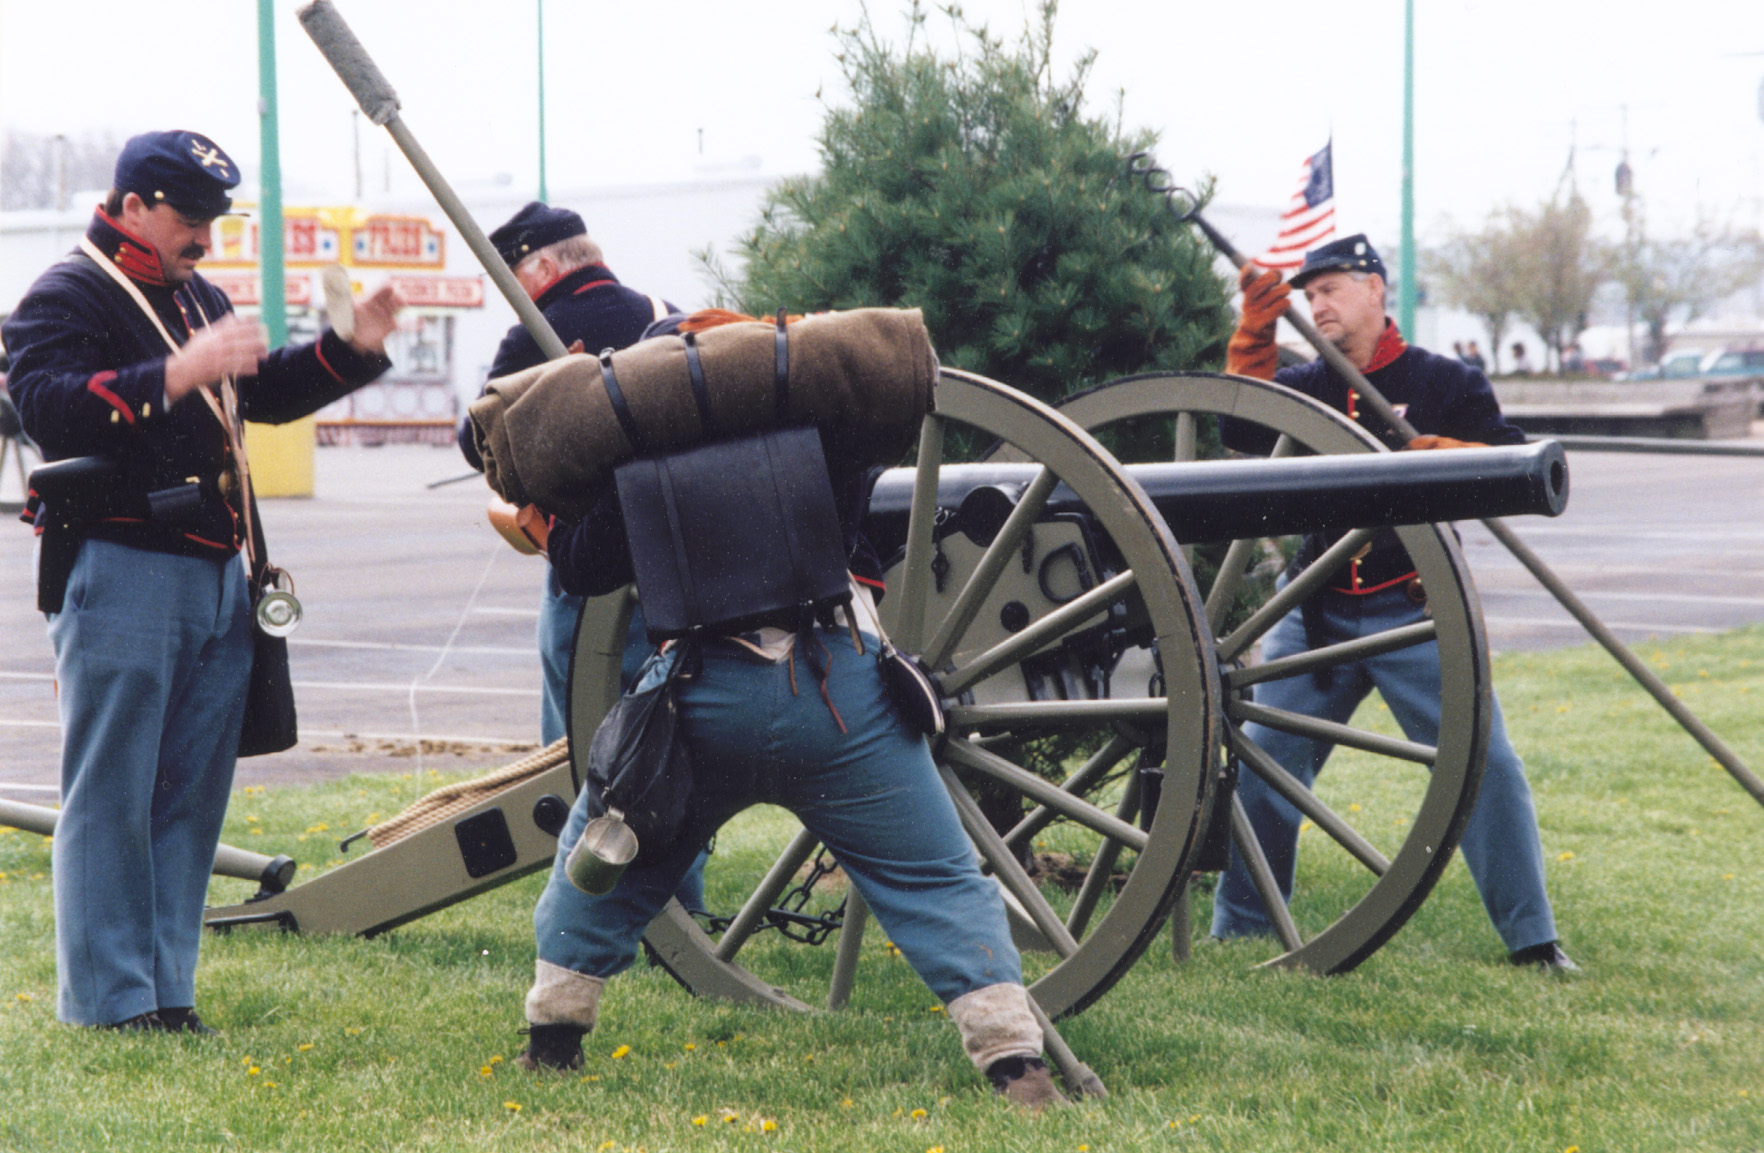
[470,307,937,518]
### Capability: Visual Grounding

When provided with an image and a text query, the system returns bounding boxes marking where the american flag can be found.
[1254,142,1336,270]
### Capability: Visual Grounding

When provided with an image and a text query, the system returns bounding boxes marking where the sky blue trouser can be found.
[46,539,253,1026]
[533,631,1022,1003]
[1210,584,1559,954]
[537,578,706,911]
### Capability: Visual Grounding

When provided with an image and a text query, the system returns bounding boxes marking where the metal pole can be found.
[296,0,568,361]
[537,0,548,203]
[258,0,288,347]
[1398,0,1417,337]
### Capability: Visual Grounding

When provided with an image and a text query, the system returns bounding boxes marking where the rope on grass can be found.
[367,738,570,850]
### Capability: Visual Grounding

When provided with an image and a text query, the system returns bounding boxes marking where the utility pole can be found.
[1398,0,1417,337]
[537,0,548,202]
[257,0,287,348]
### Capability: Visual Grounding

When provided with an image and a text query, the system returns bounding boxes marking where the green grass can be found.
[5,629,1764,1151]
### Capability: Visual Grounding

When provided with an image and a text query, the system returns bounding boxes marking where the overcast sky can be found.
[4,0,1762,254]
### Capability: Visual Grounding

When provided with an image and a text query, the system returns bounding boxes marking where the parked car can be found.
[1702,346,1764,377]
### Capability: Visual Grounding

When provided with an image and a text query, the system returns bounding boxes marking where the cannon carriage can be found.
[203,367,1567,1022]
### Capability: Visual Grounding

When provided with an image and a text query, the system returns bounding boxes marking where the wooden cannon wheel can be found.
[575,368,1223,1020]
[1052,371,1491,974]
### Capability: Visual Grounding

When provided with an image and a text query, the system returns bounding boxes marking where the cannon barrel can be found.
[864,440,1567,556]
[0,798,297,894]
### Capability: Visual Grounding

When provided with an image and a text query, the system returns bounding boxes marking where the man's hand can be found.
[164,314,269,405]
[1406,435,1487,451]
[1226,264,1292,380]
[346,284,406,356]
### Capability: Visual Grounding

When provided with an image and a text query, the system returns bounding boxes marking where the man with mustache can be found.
[1212,234,1575,972]
[3,130,404,1032]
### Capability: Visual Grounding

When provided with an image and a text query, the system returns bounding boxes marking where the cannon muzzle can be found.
[865,440,1567,556]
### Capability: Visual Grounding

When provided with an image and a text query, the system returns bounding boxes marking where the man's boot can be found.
[517,961,604,1073]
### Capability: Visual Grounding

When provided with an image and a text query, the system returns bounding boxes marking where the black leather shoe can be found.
[516,1023,587,1072]
[156,1008,219,1035]
[102,1012,162,1031]
[1508,941,1581,973]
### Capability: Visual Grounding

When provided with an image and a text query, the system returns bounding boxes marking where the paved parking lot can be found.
[3,435,1762,798]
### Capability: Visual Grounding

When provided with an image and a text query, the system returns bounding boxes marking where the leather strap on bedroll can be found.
[614,426,851,641]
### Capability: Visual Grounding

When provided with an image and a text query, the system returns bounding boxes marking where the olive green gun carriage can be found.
[204,369,1567,1020]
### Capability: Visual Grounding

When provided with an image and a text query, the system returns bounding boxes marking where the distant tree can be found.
[1504,191,1609,373]
[1425,217,1523,374]
[1,130,119,211]
[1615,209,1764,366]
[707,1,1233,411]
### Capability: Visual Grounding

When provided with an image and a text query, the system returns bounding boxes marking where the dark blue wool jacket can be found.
[4,210,392,559]
[455,264,665,470]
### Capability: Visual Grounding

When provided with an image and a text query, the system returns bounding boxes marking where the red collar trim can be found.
[1363,319,1407,373]
[94,208,171,287]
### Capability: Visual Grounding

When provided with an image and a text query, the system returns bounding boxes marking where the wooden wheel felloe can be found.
[1055,371,1490,974]
[579,369,1222,1019]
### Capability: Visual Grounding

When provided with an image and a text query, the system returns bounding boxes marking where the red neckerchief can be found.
[91,208,171,287]
[1345,319,1408,421]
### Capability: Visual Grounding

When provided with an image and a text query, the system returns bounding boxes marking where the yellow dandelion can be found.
[720,1107,741,1123]
[761,1118,778,1132]
[245,815,260,823]
[930,1147,947,1153]
[610,1044,631,1059]
[684,1042,696,1051]
[1725,873,1737,880]
[489,1055,504,1066]
[247,1066,261,1076]
[1348,803,1362,813]
[580,1074,601,1083]
[503,1101,522,1112]
[480,1065,495,1077]
[692,1115,709,1126]
[16,993,31,1003]
[927,1005,944,1014]
[841,1098,854,1108]
[1558,851,1575,862]
[911,1108,928,1119]
[263,1081,277,1089]
[297,1042,313,1052]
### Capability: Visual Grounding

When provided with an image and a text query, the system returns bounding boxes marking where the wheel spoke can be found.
[827,887,869,1010]
[943,739,1148,852]
[938,570,1138,696]
[938,766,1081,957]
[713,827,821,963]
[922,466,1060,670]
[1203,435,1297,633]
[1002,733,1138,850]
[1065,771,1142,939]
[1227,699,1436,765]
[1218,528,1377,663]
[1225,621,1438,692]
[1229,792,1304,952]
[893,413,946,653]
[1227,728,1391,876]
[948,698,1167,730]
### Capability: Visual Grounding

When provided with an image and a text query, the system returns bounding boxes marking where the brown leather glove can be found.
[1225,265,1292,380]
[1406,435,1487,451]
[488,497,552,555]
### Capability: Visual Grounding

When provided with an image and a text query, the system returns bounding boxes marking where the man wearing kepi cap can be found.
[458,201,674,744]
[1213,234,1576,972]
[3,129,406,1033]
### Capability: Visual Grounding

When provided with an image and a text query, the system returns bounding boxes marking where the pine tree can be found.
[714,2,1233,410]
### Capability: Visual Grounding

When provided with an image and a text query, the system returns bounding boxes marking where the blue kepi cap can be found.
[490,202,587,268]
[1289,233,1387,288]
[114,130,241,219]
